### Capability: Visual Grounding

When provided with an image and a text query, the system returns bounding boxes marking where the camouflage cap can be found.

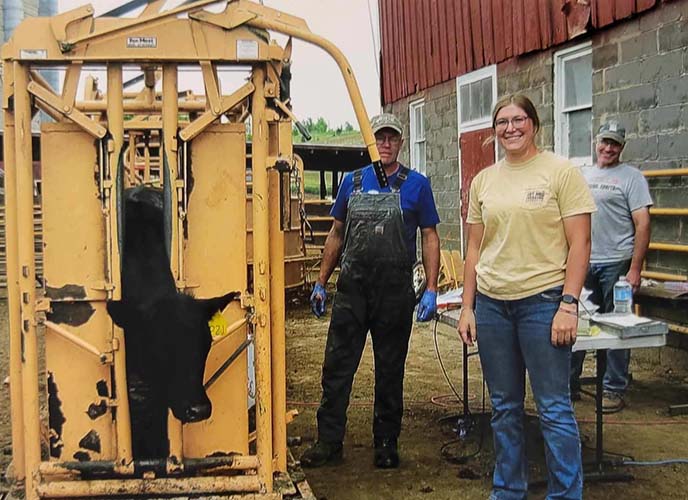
[597,121,626,146]
[370,113,403,136]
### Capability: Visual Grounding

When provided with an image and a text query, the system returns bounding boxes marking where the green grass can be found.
[303,171,333,197]
[293,130,363,146]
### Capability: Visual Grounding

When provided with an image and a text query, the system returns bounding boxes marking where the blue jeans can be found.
[570,259,632,395]
[476,287,583,500]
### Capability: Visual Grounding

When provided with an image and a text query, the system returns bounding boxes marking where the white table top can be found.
[435,308,667,352]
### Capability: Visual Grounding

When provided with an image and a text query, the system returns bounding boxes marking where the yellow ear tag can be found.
[208,311,229,339]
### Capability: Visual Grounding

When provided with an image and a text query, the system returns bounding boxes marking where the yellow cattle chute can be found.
[2,1,381,498]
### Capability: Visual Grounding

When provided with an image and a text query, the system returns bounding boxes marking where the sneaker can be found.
[300,440,343,468]
[602,391,625,414]
[374,437,399,469]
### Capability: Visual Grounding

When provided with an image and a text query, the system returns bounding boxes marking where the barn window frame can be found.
[456,64,497,133]
[554,41,593,166]
[409,98,426,174]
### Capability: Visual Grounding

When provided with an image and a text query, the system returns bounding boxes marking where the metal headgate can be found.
[1,1,385,498]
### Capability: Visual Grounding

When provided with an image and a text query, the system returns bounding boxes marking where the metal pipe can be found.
[107,64,134,469]
[650,208,688,216]
[242,8,380,165]
[39,455,259,478]
[211,317,249,349]
[127,133,137,186]
[2,60,26,483]
[648,242,688,253]
[29,70,57,94]
[270,121,289,472]
[643,168,688,178]
[641,270,687,281]
[36,475,261,498]
[14,62,41,500]
[668,322,688,335]
[251,64,274,493]
[161,63,184,465]
[76,100,207,112]
[162,64,181,284]
[44,320,110,362]
[204,337,252,390]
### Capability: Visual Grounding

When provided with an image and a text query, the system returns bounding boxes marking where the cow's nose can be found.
[186,402,211,422]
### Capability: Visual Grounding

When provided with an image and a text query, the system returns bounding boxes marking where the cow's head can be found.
[108,291,239,423]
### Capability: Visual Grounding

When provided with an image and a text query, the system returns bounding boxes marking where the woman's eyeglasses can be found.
[494,116,529,130]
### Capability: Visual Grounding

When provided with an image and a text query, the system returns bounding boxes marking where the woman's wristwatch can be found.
[559,294,579,315]
[560,294,579,307]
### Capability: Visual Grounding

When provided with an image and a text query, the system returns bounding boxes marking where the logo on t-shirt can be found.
[523,187,549,208]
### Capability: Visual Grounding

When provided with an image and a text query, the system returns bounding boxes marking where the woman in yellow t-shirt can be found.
[458,94,595,499]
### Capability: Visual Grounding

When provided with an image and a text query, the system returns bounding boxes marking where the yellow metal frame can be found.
[640,169,688,279]
[2,1,380,498]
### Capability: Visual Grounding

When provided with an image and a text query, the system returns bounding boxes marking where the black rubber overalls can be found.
[317,167,417,444]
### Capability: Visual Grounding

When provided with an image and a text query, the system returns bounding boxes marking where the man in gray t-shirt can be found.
[570,122,652,413]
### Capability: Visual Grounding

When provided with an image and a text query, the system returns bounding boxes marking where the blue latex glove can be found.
[416,290,437,322]
[310,282,327,318]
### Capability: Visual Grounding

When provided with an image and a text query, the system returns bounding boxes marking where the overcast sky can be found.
[57,0,382,128]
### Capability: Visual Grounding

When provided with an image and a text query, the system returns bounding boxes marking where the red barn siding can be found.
[492,0,506,61]
[380,0,662,104]
[445,0,459,77]
[512,0,526,55]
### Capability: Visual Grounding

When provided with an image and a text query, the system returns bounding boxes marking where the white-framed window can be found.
[409,98,426,174]
[456,65,497,132]
[554,42,593,166]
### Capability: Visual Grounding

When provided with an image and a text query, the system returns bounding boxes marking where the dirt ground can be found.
[284,297,688,500]
[2,297,688,499]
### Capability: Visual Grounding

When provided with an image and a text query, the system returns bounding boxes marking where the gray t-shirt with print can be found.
[582,163,653,264]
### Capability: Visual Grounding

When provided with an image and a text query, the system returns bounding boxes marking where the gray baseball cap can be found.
[597,121,626,146]
[370,113,403,136]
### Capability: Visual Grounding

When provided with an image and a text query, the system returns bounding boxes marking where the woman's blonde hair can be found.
[491,94,540,133]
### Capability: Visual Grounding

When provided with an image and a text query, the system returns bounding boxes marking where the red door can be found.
[459,129,495,238]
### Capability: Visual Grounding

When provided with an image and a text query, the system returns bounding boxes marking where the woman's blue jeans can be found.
[476,287,583,500]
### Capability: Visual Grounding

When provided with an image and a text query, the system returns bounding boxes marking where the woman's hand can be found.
[551,307,578,347]
[458,308,477,346]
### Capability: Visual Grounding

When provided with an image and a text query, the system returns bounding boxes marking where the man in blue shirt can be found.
[301,113,440,469]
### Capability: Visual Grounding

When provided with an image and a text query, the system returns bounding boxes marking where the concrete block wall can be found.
[384,78,462,252]
[591,2,688,279]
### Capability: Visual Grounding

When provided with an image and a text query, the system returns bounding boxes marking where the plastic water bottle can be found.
[613,276,633,314]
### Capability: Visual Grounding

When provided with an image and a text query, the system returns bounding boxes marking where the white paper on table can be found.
[591,313,655,327]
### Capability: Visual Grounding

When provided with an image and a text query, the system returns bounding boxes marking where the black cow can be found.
[107,186,238,459]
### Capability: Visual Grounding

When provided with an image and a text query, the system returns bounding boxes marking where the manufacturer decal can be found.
[127,37,157,49]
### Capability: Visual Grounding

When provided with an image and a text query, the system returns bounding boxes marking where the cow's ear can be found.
[199,291,240,319]
[107,300,133,329]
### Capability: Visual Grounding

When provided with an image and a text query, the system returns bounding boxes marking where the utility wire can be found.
[366,0,380,82]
